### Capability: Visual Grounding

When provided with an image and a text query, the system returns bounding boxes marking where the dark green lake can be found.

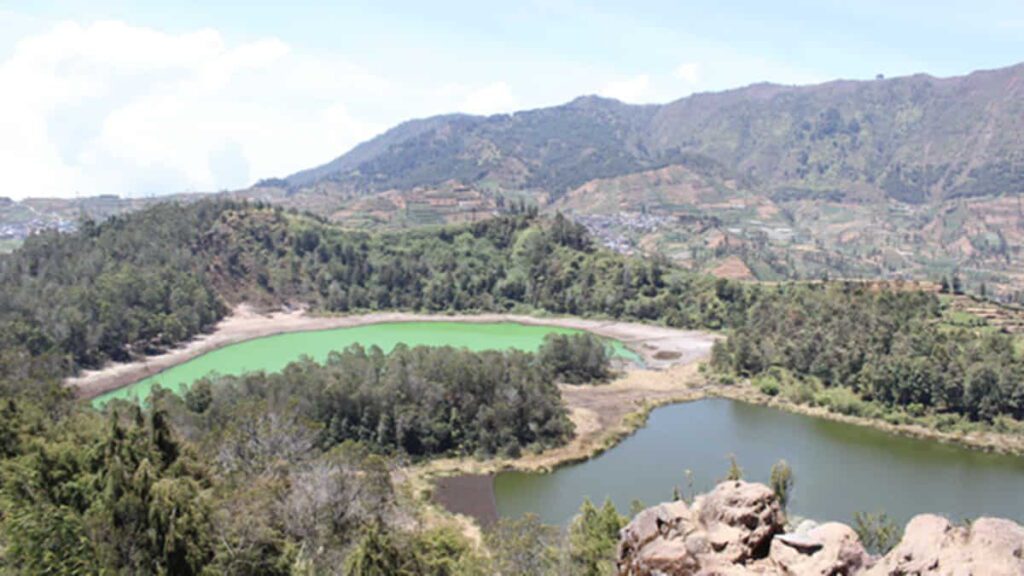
[494,399,1024,526]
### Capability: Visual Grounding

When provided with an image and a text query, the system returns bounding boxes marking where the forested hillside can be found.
[3,198,1020,431]
[288,64,1024,204]
[1,201,1024,573]
[0,197,652,572]
[0,344,613,574]
[712,284,1024,425]
[7,64,1024,295]
[0,200,746,386]
[244,63,1024,298]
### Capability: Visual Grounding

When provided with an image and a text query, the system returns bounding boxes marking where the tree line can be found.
[3,200,1024,573]
[711,283,1024,423]
[0,335,622,574]
[0,200,747,385]
[149,339,609,459]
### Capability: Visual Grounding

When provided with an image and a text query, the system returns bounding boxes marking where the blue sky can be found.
[2,0,1023,199]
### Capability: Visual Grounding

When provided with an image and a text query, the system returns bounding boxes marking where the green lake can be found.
[494,399,1024,527]
[93,321,639,406]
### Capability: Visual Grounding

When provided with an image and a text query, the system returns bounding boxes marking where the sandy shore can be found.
[414,362,711,483]
[66,305,718,400]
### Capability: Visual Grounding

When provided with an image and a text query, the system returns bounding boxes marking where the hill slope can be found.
[287,63,1024,205]
[252,63,1024,297]
[5,64,1024,296]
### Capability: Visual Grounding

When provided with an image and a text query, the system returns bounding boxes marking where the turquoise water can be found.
[93,321,640,406]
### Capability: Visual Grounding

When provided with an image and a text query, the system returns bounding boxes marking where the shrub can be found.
[782,379,818,405]
[853,511,902,555]
[770,460,795,513]
[755,375,780,397]
[906,403,926,418]
[724,455,743,481]
[816,387,867,417]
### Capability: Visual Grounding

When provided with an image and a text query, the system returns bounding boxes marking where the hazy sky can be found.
[2,1,1023,199]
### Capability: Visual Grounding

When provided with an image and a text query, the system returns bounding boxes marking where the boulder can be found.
[865,514,1024,576]
[634,537,699,575]
[617,482,1024,576]
[769,521,872,575]
[696,480,785,564]
[617,480,784,575]
[617,501,692,559]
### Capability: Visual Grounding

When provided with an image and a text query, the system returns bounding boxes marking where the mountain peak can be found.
[280,61,1024,205]
[565,94,625,108]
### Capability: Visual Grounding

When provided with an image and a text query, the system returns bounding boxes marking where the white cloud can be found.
[674,62,701,84]
[0,20,388,198]
[460,81,517,115]
[0,17,836,200]
[598,74,651,103]
[428,81,519,116]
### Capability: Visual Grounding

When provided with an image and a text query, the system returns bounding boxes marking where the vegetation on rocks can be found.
[853,511,902,555]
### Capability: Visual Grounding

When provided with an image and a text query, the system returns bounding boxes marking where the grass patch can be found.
[942,309,986,327]
[0,238,20,253]
[814,387,872,417]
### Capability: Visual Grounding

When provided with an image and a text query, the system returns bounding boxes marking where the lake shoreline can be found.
[423,382,1024,493]
[413,362,715,538]
[66,304,1024,530]
[423,380,1024,531]
[712,385,1024,457]
[67,305,717,400]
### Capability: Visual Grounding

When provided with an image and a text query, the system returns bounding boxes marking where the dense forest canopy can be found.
[0,200,747,383]
[1,200,1023,574]
[712,284,1024,423]
[0,337,618,573]
[1,198,1020,427]
[151,340,601,459]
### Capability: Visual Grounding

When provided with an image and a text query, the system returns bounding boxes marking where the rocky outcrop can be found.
[617,481,1024,576]
[617,480,785,575]
[865,514,1024,576]
[769,520,872,575]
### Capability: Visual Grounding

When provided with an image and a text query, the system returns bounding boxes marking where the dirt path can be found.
[66,305,718,400]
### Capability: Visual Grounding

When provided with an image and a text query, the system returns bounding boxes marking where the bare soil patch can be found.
[710,255,755,280]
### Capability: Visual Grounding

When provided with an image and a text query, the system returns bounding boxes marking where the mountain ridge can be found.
[254,61,1024,297]
[4,62,1024,296]
[286,61,1024,205]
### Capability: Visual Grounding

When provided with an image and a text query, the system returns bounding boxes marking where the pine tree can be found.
[568,498,626,576]
[770,460,795,513]
[344,522,408,576]
[725,455,743,481]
